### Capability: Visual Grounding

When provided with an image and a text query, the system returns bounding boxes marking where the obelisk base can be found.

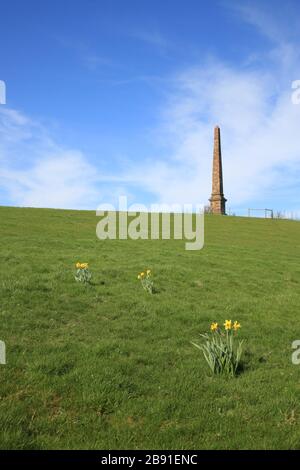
[209,194,227,215]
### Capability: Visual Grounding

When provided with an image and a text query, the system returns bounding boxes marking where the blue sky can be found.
[0,0,300,215]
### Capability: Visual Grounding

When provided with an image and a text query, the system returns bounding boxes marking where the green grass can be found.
[1,205,300,449]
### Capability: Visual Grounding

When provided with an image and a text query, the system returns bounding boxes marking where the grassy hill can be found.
[1,205,300,449]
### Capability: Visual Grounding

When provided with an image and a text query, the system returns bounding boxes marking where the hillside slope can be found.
[1,206,300,449]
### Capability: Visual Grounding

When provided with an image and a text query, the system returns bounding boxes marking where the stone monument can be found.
[209,126,227,215]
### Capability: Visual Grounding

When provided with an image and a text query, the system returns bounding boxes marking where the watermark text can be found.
[96,197,204,250]
[291,80,300,105]
[0,340,6,364]
[0,80,6,104]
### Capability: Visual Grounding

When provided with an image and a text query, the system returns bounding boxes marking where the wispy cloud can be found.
[227,0,298,45]
[55,34,116,72]
[130,29,171,55]
[0,108,113,209]
[83,54,116,71]
[1,152,98,209]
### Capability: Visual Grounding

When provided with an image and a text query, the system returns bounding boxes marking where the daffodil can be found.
[233,321,241,331]
[210,322,218,332]
[224,319,232,330]
[74,262,91,283]
[137,269,154,293]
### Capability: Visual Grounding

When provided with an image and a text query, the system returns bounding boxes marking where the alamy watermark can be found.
[0,80,6,104]
[0,81,7,363]
[291,340,300,365]
[291,80,300,104]
[0,340,6,364]
[96,196,204,250]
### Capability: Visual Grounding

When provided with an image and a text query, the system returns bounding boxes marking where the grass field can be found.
[1,205,300,449]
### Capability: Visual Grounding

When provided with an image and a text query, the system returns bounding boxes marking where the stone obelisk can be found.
[209,126,227,215]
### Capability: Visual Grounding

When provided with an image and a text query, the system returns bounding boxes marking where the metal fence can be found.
[248,208,274,219]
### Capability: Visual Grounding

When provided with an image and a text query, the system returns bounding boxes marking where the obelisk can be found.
[209,126,227,215]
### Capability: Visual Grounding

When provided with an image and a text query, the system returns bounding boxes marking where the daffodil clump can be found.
[137,269,154,294]
[74,262,92,284]
[192,319,243,377]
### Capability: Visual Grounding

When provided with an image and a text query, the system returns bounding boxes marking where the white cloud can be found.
[1,152,99,209]
[0,108,102,209]
[0,107,142,209]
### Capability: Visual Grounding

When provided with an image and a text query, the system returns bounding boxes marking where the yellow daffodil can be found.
[210,322,218,332]
[233,321,241,331]
[146,269,151,275]
[137,274,141,280]
[224,319,232,330]
[140,272,145,278]
[75,262,81,269]
[80,263,88,269]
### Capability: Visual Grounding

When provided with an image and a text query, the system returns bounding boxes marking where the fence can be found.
[248,208,274,219]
